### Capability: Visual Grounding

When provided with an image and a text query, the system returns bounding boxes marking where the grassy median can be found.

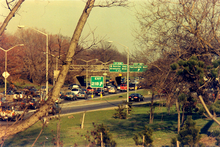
[4,100,220,146]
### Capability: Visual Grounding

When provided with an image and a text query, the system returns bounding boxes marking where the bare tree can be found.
[0,0,128,139]
[135,0,220,138]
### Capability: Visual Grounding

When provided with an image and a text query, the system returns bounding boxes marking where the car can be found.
[59,91,64,99]
[63,92,77,101]
[120,84,127,92]
[129,83,136,91]
[87,87,96,94]
[81,88,88,94]
[49,103,61,115]
[104,86,108,92]
[95,88,105,96]
[69,84,81,90]
[29,98,40,109]
[76,91,88,99]
[117,84,121,90]
[108,86,117,94]
[13,91,25,101]
[129,93,144,102]
[71,88,82,95]
[41,86,46,91]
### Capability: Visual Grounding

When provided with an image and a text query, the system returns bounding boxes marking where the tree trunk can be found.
[175,99,180,147]
[0,0,95,139]
[0,0,25,36]
[198,95,220,125]
[181,106,185,125]
[149,93,154,124]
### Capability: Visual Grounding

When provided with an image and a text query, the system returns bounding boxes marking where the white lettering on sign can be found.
[95,77,101,80]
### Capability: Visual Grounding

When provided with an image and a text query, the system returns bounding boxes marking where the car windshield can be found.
[72,89,79,91]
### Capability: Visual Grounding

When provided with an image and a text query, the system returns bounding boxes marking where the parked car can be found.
[108,86,117,94]
[76,91,88,99]
[87,87,96,94]
[71,88,82,95]
[49,103,61,115]
[95,88,105,96]
[129,93,144,102]
[64,92,77,101]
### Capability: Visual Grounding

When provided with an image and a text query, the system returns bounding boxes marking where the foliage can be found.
[113,101,132,119]
[90,123,116,147]
[177,116,201,146]
[133,126,153,147]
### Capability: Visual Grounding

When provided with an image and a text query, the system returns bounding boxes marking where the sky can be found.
[0,0,143,53]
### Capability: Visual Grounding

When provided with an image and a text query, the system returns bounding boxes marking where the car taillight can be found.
[129,96,131,98]
[134,96,138,98]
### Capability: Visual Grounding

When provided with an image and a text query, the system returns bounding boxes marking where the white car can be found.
[71,88,82,95]
[108,86,117,94]
[13,91,24,101]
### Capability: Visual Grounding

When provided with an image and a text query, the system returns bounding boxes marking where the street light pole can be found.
[76,59,98,88]
[18,25,49,100]
[97,60,115,86]
[108,41,129,103]
[0,44,24,97]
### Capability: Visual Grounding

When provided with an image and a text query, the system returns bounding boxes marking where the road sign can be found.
[91,76,104,88]
[109,64,127,72]
[2,71,10,78]
[130,65,143,72]
[113,62,123,65]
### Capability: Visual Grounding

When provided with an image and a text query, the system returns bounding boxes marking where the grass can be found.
[91,89,151,101]
[4,101,220,147]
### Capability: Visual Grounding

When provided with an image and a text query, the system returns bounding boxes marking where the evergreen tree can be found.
[133,126,153,146]
[177,116,201,146]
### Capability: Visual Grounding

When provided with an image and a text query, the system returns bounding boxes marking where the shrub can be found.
[177,116,201,146]
[133,126,153,147]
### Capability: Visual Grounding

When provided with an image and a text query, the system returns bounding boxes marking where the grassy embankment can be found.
[4,99,220,146]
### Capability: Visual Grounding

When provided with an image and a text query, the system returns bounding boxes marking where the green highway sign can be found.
[109,64,127,72]
[130,65,143,72]
[109,63,148,72]
[113,62,123,65]
[90,76,104,88]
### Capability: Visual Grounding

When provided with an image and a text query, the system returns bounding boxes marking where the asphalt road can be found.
[0,90,154,125]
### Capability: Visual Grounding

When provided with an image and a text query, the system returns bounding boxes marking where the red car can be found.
[120,84,127,92]
[87,87,96,94]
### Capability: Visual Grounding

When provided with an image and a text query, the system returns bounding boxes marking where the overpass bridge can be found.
[68,64,144,86]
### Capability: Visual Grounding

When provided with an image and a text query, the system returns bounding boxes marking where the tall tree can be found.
[0,0,128,139]
[135,0,220,142]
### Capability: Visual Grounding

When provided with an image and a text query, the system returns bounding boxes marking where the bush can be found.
[113,101,132,119]
[133,126,153,147]
[177,116,201,146]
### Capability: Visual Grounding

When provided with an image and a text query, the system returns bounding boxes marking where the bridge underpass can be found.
[69,64,144,87]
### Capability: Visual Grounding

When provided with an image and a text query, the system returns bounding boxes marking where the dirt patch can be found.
[200,136,216,146]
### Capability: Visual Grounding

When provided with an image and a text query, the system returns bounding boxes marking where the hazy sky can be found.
[0,0,142,52]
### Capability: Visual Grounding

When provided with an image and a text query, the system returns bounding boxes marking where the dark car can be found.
[29,98,40,109]
[64,92,77,101]
[129,83,136,91]
[95,88,105,96]
[81,88,88,94]
[76,91,88,99]
[49,103,61,115]
[129,93,144,102]
[87,87,96,94]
